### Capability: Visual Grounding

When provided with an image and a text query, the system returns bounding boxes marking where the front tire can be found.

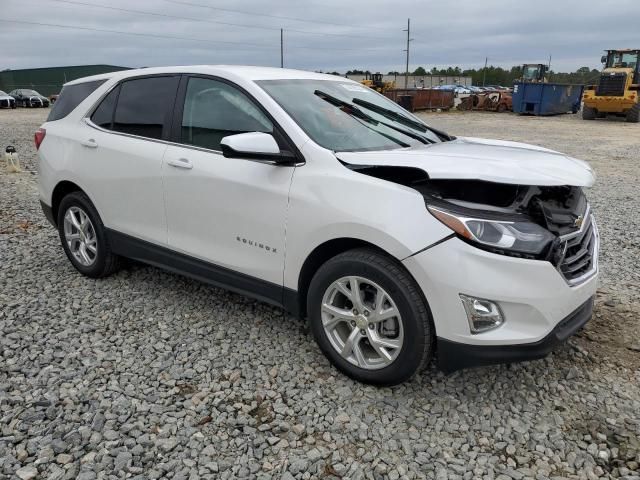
[307,248,433,385]
[626,104,640,123]
[57,192,122,278]
[582,105,596,120]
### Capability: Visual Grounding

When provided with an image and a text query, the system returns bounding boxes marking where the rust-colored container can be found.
[384,89,455,112]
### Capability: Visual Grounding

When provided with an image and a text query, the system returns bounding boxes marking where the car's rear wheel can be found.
[307,248,433,385]
[57,192,122,278]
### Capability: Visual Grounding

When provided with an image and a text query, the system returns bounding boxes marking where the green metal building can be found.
[0,65,130,97]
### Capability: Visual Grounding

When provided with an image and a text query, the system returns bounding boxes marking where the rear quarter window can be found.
[47,80,107,121]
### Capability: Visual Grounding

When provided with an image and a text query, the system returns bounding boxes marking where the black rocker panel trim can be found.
[106,229,299,311]
[40,200,56,227]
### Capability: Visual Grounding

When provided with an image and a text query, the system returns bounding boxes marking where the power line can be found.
[0,18,275,49]
[0,18,390,52]
[43,0,393,40]
[162,0,398,32]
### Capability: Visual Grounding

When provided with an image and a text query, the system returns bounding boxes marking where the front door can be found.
[162,76,295,287]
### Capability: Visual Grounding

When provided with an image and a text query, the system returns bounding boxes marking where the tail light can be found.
[34,128,46,150]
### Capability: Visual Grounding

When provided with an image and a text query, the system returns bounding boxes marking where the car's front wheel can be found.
[57,191,122,278]
[307,248,433,385]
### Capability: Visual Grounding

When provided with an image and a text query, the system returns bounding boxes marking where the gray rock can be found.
[16,466,38,480]
[114,451,133,471]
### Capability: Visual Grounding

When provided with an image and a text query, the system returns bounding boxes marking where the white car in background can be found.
[35,66,598,385]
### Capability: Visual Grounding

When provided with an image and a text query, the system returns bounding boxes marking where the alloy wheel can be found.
[63,206,98,266]
[321,276,404,370]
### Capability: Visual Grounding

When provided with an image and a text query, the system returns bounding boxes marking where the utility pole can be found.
[280,29,284,68]
[482,56,488,86]
[547,54,552,81]
[403,18,413,90]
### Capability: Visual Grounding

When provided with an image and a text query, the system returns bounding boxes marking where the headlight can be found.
[428,205,555,256]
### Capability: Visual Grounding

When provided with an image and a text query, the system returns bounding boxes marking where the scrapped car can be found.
[36,66,598,385]
[10,89,50,107]
[0,90,16,108]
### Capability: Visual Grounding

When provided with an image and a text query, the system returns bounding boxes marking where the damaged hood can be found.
[336,137,595,187]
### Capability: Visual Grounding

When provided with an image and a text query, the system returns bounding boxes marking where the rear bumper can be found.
[437,296,593,373]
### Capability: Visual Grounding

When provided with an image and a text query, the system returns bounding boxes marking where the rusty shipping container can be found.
[383,89,455,112]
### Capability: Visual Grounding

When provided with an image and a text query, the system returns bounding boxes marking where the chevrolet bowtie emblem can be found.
[573,215,584,228]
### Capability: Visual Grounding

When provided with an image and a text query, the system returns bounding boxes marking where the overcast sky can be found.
[2,0,638,73]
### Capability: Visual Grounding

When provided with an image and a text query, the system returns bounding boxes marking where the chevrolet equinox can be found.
[36,66,598,385]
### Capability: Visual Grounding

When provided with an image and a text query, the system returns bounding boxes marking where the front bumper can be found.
[402,236,598,371]
[437,296,593,373]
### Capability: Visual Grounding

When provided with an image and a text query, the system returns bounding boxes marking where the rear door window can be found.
[112,76,179,140]
[47,79,106,121]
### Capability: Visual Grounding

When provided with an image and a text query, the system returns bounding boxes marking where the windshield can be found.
[607,52,639,70]
[23,90,40,95]
[257,79,444,152]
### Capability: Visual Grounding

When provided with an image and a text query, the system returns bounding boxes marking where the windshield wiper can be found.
[352,98,453,141]
[314,90,431,145]
[314,90,411,147]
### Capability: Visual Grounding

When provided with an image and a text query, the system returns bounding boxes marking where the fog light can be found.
[459,294,504,334]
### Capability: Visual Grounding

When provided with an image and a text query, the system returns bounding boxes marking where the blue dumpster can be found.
[512,82,584,115]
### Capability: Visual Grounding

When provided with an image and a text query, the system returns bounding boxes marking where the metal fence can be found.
[0,65,130,96]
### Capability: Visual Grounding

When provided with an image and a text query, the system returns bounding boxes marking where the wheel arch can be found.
[293,238,402,319]
[51,180,88,226]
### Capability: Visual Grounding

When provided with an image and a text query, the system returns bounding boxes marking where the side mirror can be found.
[601,55,607,64]
[220,132,293,163]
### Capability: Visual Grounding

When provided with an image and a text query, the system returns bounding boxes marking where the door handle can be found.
[167,158,193,169]
[81,138,98,148]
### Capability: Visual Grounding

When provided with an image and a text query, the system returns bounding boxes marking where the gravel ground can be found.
[1,108,639,480]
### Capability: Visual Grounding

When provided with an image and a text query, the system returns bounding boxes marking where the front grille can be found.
[557,211,598,285]
[0,99,8,108]
[596,73,626,96]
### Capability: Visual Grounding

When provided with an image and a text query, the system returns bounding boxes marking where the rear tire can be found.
[626,104,640,123]
[307,248,434,385]
[57,192,122,279]
[582,105,596,120]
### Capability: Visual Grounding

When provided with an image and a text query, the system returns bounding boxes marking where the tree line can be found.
[338,66,601,86]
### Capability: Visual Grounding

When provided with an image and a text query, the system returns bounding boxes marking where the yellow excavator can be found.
[361,72,395,93]
[583,49,640,122]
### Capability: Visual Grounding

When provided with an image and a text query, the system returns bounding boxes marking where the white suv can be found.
[36,66,598,385]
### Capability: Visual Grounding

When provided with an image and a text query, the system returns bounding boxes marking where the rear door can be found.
[162,75,296,287]
[80,75,180,244]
